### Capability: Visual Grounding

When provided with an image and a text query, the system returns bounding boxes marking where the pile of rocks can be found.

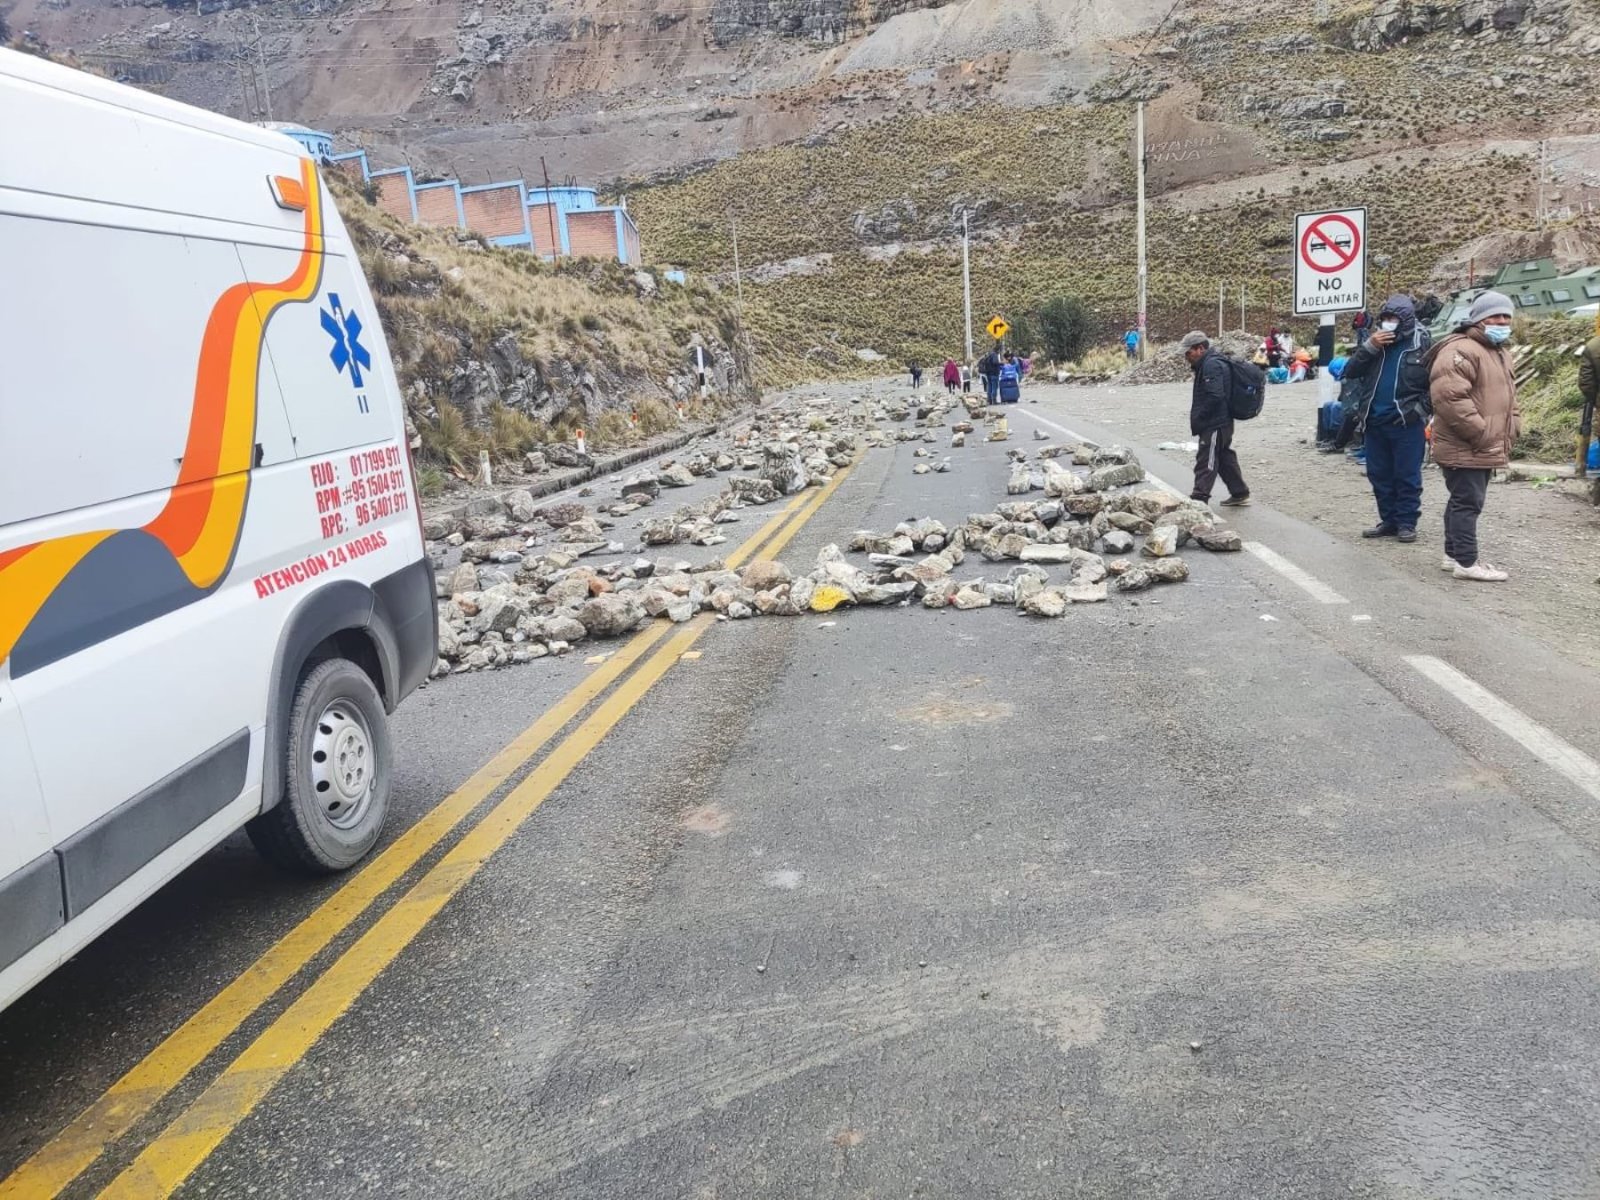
[425,390,1247,675]
[1118,330,1261,385]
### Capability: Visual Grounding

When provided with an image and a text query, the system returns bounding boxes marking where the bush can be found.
[1034,296,1095,364]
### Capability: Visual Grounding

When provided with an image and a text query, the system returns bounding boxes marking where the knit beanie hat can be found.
[1467,291,1514,323]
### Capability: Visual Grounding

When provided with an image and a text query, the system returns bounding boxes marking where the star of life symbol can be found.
[320,293,372,389]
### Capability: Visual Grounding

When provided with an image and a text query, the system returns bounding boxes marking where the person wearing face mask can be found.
[1425,290,1521,582]
[1338,294,1433,543]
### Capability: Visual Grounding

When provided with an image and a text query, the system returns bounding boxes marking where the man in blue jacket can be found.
[1339,294,1432,542]
[1181,331,1250,506]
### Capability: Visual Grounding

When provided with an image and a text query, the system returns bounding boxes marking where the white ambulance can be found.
[0,49,436,1012]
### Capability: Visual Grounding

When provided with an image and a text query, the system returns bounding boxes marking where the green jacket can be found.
[1579,336,1600,405]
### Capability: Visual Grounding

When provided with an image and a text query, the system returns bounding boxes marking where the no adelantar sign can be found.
[1293,207,1367,316]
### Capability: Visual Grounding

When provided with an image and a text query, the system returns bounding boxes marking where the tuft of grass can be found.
[415,464,446,498]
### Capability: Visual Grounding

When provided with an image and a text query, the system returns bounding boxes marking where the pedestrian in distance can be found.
[1340,294,1433,544]
[960,362,973,394]
[942,356,961,395]
[979,346,1001,405]
[1180,331,1251,506]
[1124,327,1140,360]
[997,351,1023,404]
[1426,290,1520,582]
[908,359,923,389]
[1352,308,1372,347]
[1264,327,1283,368]
[1576,328,1600,472]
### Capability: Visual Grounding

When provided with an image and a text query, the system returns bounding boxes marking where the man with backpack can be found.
[1180,331,1251,506]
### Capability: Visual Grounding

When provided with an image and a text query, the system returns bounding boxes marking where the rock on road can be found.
[3,377,1600,1200]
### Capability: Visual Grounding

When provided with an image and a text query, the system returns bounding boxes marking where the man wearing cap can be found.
[1426,290,1520,582]
[1180,331,1250,506]
[1339,294,1433,543]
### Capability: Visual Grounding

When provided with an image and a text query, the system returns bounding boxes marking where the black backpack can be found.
[1222,354,1266,421]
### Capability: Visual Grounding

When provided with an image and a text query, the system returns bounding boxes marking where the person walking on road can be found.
[960,361,973,394]
[1340,294,1432,543]
[1352,308,1372,347]
[1181,331,1250,506]
[1124,328,1140,360]
[908,359,923,389]
[979,346,1001,405]
[997,352,1023,404]
[1426,290,1520,582]
[942,357,961,394]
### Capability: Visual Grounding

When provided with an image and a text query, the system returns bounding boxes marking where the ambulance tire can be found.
[247,658,393,873]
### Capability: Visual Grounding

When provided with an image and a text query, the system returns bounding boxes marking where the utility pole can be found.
[1135,101,1148,361]
[729,210,744,307]
[1239,285,1246,333]
[540,156,560,260]
[1538,139,1548,230]
[1217,281,1224,337]
[961,209,974,363]
[251,16,273,122]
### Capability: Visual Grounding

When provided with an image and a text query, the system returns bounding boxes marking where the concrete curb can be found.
[427,416,742,521]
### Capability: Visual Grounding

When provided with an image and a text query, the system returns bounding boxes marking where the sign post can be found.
[1293,207,1367,317]
[986,315,1010,341]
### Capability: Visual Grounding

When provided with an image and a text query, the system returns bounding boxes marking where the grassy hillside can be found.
[636,128,1533,377]
[331,178,752,472]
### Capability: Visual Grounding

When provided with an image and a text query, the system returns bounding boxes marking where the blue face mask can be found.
[1483,324,1512,345]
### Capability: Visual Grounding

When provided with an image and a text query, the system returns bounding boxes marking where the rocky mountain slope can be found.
[13,0,1600,373]
[330,177,752,470]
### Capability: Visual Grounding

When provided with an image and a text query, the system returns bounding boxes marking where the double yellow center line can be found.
[1,457,854,1200]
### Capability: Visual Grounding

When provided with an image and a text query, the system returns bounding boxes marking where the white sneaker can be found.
[1453,561,1508,582]
[1441,557,1456,572]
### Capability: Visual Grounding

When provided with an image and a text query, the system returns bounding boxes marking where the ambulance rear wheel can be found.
[248,658,392,873]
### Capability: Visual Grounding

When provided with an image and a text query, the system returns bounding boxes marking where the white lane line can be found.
[1016,409,1191,501]
[1242,541,1349,605]
[1406,655,1600,803]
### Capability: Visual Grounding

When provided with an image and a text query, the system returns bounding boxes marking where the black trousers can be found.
[1193,422,1248,501]
[1441,466,1490,567]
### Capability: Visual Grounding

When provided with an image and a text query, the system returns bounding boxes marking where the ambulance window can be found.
[0,217,295,527]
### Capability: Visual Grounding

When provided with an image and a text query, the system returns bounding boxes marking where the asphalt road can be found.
[5,378,1600,1199]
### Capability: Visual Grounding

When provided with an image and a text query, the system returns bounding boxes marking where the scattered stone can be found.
[951,585,992,610]
[741,559,792,591]
[1019,544,1079,564]
[443,562,479,595]
[1115,565,1155,592]
[1102,530,1135,554]
[1149,557,1189,583]
[1020,588,1068,617]
[1142,527,1181,558]
[1064,581,1109,603]
[761,441,810,494]
[1088,461,1146,491]
[1194,529,1244,552]
[659,463,696,488]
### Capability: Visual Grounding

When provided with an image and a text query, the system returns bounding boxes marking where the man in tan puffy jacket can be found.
[1425,290,1520,582]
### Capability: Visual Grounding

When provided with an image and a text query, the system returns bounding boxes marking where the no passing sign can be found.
[1293,207,1367,315]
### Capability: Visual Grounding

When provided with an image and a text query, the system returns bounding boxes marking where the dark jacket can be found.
[1339,294,1432,428]
[1190,348,1231,434]
[979,351,1000,377]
